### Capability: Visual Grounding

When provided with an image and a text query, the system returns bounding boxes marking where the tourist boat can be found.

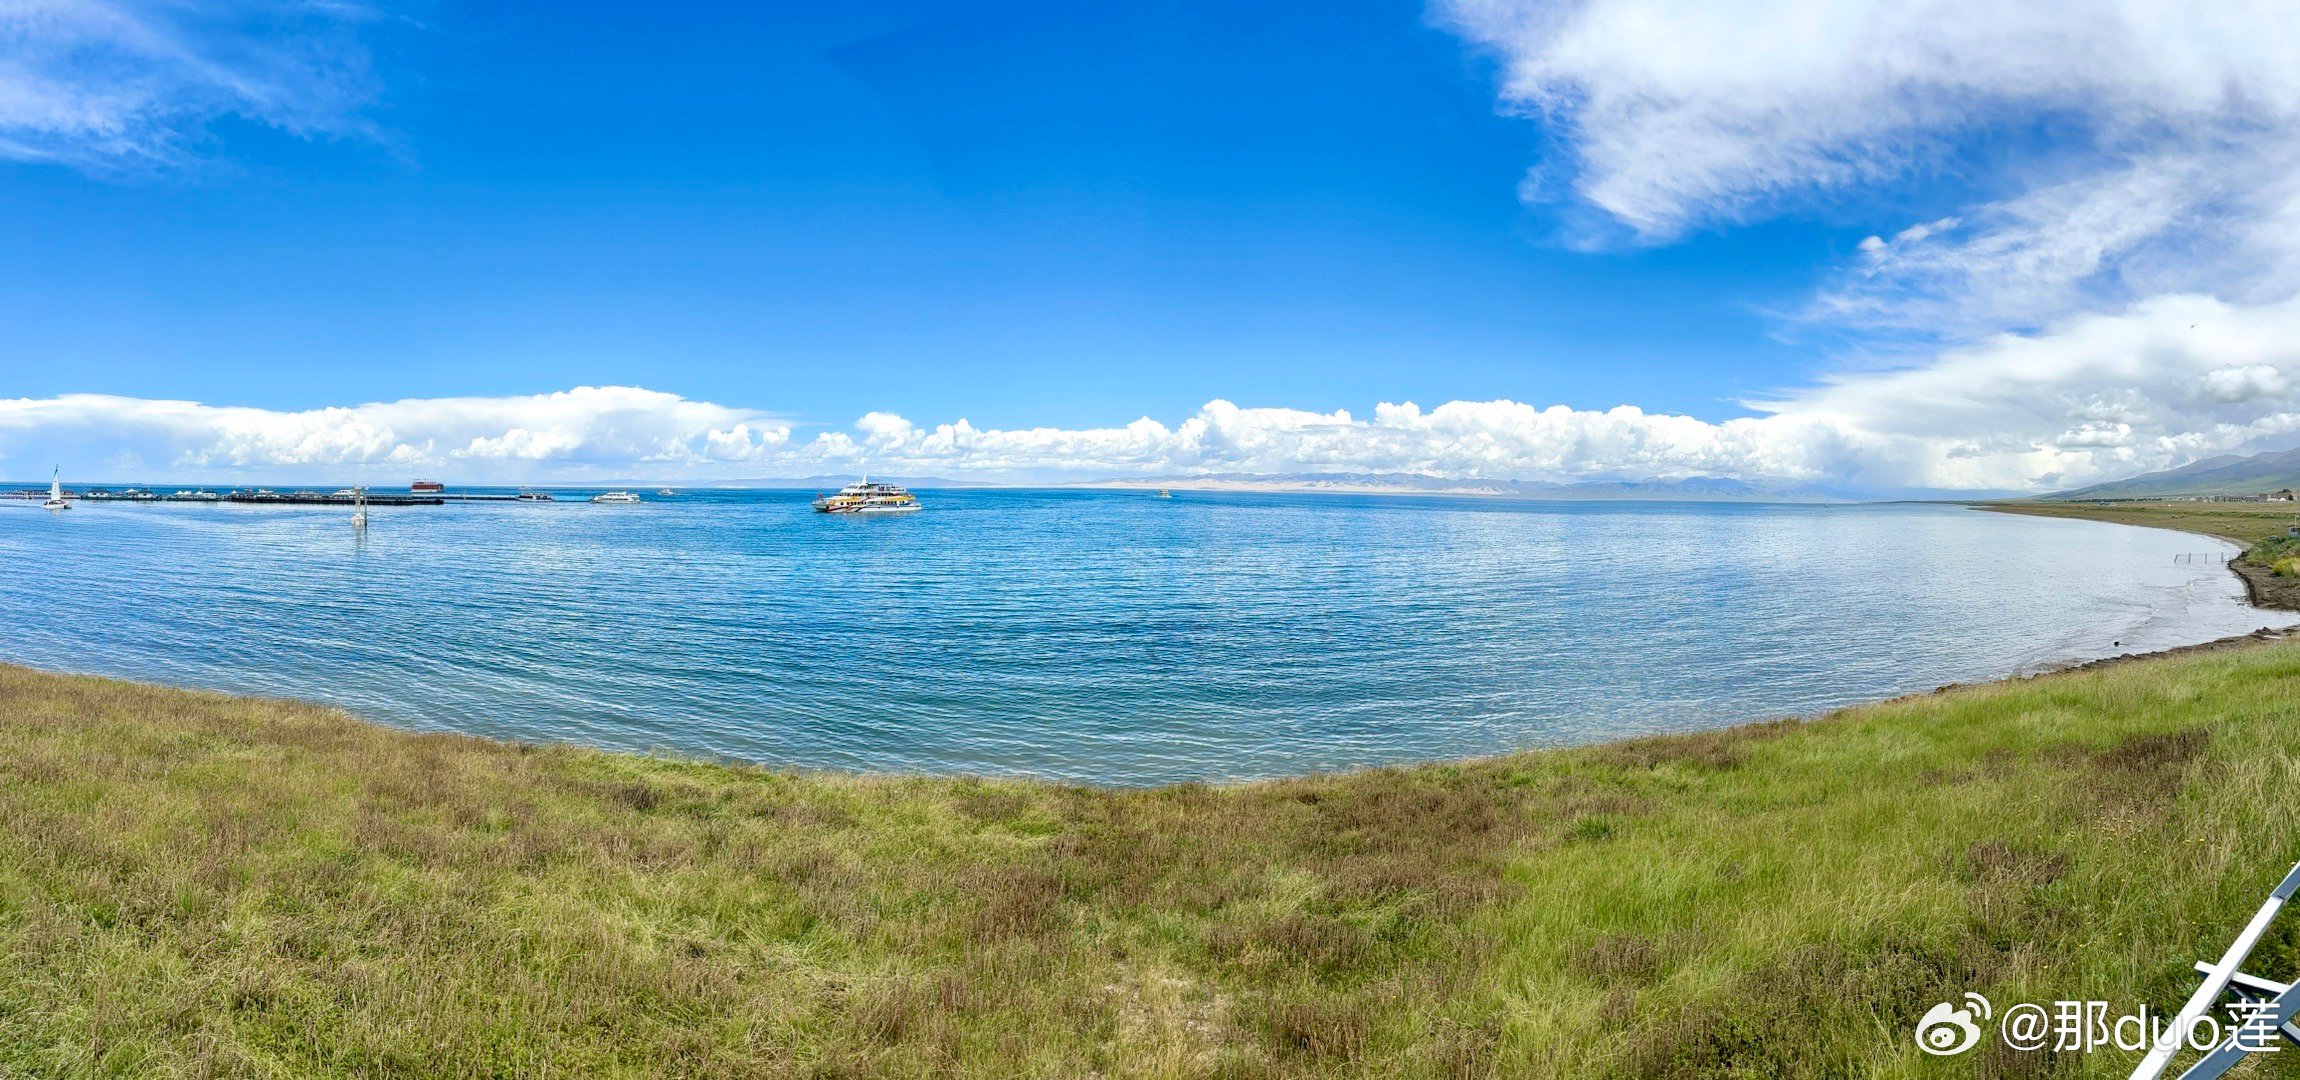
[515,490,556,502]
[590,491,641,504]
[812,477,921,514]
[410,479,445,494]
[41,467,67,511]
[656,489,676,496]
[1155,488,1173,498]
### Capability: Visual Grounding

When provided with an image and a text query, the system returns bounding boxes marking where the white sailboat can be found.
[41,467,67,511]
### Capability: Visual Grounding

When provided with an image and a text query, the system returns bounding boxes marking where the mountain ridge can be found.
[1077,472,1871,501]
[2051,446,2300,499]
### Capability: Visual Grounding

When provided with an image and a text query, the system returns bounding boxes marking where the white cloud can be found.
[1440,0,2300,242]
[798,299,2300,491]
[0,0,381,171]
[1438,0,2300,487]
[0,386,794,482]
[10,329,2300,492]
[1437,0,2300,327]
[1809,140,2300,335]
[1755,294,2300,489]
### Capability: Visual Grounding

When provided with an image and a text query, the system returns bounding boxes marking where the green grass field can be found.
[6,640,2300,1077]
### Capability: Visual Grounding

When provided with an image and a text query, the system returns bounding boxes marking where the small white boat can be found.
[590,491,641,504]
[657,489,676,496]
[1155,488,1173,499]
[515,489,556,502]
[42,467,67,511]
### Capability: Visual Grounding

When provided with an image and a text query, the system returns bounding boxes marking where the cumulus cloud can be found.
[1436,0,2300,486]
[12,333,2300,492]
[0,389,1840,486]
[0,387,794,482]
[1440,0,2300,321]
[0,0,382,171]
[1440,0,2300,240]
[1755,294,2300,489]
[801,299,2300,491]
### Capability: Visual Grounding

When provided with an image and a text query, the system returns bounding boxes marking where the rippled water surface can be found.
[0,490,2285,784]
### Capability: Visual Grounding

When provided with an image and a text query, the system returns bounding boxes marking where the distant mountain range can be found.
[715,472,1873,500]
[728,474,986,490]
[2050,447,2300,499]
[1082,472,1869,501]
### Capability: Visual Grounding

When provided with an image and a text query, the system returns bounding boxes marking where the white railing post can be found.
[2131,861,2300,1080]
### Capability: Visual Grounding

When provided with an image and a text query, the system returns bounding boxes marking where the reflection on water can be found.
[0,491,2286,785]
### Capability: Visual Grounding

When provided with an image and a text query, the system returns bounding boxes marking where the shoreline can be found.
[1949,501,2300,683]
[5,592,2299,1072]
[1,503,2289,790]
[1975,499,2300,612]
[8,511,2300,1072]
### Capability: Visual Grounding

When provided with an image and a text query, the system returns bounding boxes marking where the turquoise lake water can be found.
[0,490,2285,784]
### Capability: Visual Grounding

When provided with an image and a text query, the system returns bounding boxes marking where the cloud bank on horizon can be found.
[12,0,2300,492]
[9,297,2300,490]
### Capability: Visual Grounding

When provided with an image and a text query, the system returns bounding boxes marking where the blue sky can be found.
[0,0,1832,425]
[4,0,2299,490]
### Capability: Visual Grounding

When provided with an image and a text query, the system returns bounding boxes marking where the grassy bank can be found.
[1976,499,2300,548]
[6,646,2300,1078]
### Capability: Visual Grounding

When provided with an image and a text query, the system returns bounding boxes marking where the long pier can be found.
[15,487,532,506]
[225,492,445,506]
[7,489,449,506]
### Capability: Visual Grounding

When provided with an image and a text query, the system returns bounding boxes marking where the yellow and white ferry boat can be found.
[812,477,921,515]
